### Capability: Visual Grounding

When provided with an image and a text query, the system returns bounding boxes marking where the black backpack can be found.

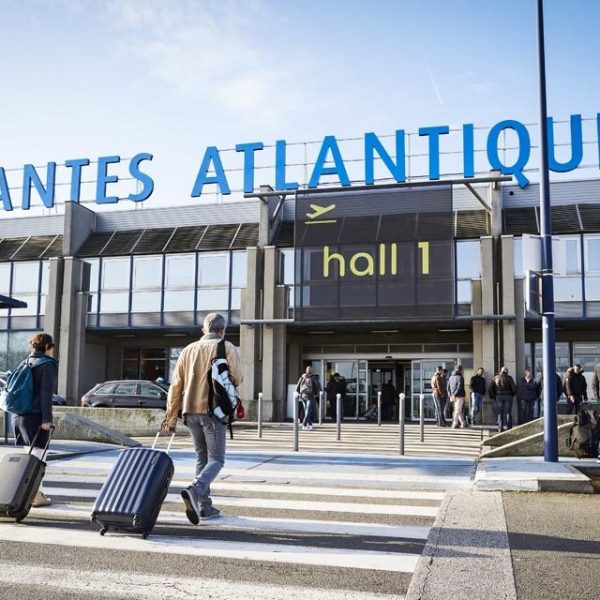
[207,339,240,439]
[566,409,600,458]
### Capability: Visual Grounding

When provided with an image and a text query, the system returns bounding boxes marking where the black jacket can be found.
[469,375,486,395]
[27,351,59,423]
[565,371,587,399]
[488,374,516,398]
[519,377,540,402]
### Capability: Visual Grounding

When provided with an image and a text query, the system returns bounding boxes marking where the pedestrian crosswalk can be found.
[0,447,476,599]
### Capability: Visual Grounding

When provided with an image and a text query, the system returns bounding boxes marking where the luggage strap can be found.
[152,431,176,453]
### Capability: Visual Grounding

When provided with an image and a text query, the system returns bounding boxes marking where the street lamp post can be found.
[536,0,558,461]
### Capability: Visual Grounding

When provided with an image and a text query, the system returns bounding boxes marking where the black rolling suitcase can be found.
[91,432,175,539]
[0,427,53,522]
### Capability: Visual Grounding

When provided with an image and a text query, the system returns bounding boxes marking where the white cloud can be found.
[99,0,311,123]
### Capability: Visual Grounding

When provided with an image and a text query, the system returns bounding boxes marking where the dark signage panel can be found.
[294,187,454,322]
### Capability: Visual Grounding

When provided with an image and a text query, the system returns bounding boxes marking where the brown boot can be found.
[32,490,52,508]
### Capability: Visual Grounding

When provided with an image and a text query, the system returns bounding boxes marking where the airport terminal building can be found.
[1,172,599,422]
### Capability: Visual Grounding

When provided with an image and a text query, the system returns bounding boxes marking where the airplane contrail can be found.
[425,61,443,105]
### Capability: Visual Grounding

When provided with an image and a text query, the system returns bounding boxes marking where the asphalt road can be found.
[503,492,600,600]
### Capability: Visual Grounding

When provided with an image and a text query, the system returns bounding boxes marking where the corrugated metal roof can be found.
[94,201,261,232]
[0,214,64,238]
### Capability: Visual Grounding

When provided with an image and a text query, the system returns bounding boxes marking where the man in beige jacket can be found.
[163,313,242,523]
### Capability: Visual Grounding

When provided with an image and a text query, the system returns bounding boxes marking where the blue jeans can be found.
[301,396,314,426]
[470,392,483,424]
[495,394,513,431]
[185,414,226,510]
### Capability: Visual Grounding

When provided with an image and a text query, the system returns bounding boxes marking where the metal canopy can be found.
[0,294,27,309]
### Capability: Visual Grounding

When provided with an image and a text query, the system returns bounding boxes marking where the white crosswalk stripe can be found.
[0,448,475,598]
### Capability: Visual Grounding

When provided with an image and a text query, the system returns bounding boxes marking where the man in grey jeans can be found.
[163,313,243,523]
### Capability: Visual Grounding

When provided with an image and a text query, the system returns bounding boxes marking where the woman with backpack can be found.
[488,366,517,432]
[12,333,58,507]
[296,366,320,430]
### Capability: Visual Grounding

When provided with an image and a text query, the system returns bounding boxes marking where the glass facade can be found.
[85,250,247,329]
[455,239,480,310]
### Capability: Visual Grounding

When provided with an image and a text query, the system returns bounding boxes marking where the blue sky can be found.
[1,0,599,210]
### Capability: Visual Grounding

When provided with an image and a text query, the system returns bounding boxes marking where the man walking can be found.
[163,313,242,523]
[296,366,320,430]
[469,367,486,426]
[431,366,448,427]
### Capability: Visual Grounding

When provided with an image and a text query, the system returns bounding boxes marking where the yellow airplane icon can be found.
[306,204,336,219]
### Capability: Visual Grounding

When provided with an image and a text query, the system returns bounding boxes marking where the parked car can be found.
[81,380,168,409]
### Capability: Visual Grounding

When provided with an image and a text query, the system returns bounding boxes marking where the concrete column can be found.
[480,237,496,372]
[501,236,516,374]
[239,247,263,408]
[43,258,63,343]
[57,258,90,405]
[63,202,96,256]
[261,247,287,421]
[489,180,503,238]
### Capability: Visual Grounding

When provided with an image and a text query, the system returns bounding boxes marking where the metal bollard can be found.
[3,411,8,445]
[399,392,405,455]
[336,393,342,441]
[257,392,263,439]
[377,391,382,426]
[293,392,299,451]
[419,393,425,443]
[318,390,324,425]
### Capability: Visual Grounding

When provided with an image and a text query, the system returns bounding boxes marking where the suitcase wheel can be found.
[142,531,149,540]
[15,509,29,523]
[99,527,108,536]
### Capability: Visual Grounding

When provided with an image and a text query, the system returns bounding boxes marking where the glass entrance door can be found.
[410,359,454,421]
[325,360,367,419]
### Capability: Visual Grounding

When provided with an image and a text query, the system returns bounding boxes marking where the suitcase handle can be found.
[28,425,55,462]
[152,431,176,453]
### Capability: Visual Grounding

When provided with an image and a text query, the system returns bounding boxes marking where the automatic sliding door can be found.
[326,360,367,419]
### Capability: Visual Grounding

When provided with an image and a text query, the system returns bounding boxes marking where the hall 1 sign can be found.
[294,187,454,322]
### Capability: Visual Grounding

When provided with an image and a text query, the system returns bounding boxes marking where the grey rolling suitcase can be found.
[90,432,175,539]
[0,427,53,522]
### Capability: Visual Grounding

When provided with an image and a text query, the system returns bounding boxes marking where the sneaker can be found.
[200,506,221,520]
[307,425,313,430]
[32,490,52,508]
[181,488,201,525]
[451,424,458,429]
[302,425,307,430]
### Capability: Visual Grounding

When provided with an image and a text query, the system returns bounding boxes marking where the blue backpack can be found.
[0,357,53,415]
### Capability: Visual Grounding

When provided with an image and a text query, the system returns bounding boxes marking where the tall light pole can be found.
[536,0,558,461]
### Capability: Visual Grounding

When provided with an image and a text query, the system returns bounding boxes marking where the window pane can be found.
[585,276,600,300]
[131,291,161,313]
[456,280,472,304]
[100,292,129,313]
[13,262,39,294]
[122,361,139,379]
[197,288,229,310]
[231,251,246,287]
[281,249,295,285]
[102,258,130,290]
[573,342,600,397]
[164,289,194,312]
[513,237,523,278]
[586,237,600,272]
[565,238,581,274]
[455,241,480,279]
[0,264,10,293]
[114,382,137,395]
[140,382,163,397]
[96,384,116,395]
[230,288,241,310]
[10,294,37,316]
[133,256,162,289]
[85,259,100,292]
[554,276,582,301]
[141,348,167,360]
[123,347,138,360]
[165,254,195,287]
[198,254,228,285]
[41,261,50,294]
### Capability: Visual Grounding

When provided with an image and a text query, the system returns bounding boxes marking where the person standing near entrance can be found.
[431,366,448,427]
[381,379,397,421]
[488,366,517,432]
[565,364,587,414]
[518,368,540,424]
[448,365,468,428]
[296,366,320,430]
[163,313,242,523]
[469,367,486,425]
